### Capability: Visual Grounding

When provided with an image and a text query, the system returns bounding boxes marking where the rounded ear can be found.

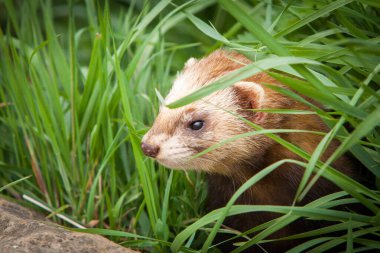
[184,57,197,69]
[233,81,265,123]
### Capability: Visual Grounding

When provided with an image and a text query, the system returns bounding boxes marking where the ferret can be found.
[141,49,367,252]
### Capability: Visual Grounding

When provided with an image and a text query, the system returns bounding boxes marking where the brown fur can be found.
[142,49,367,252]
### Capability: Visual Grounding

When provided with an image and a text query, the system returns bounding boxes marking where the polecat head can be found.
[141,50,281,175]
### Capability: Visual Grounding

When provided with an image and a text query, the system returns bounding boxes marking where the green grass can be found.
[0,0,379,252]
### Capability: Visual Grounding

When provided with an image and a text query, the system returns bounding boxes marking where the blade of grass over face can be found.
[167,56,321,108]
[191,128,325,160]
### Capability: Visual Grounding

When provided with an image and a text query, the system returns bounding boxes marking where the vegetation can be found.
[0,0,379,252]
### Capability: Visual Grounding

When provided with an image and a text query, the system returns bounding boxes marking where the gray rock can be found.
[0,198,139,253]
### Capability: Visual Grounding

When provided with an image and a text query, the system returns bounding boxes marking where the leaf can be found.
[167,56,320,108]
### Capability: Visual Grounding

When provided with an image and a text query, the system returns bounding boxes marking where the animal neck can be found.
[207,136,338,208]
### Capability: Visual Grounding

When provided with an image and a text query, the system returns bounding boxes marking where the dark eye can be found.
[189,120,204,131]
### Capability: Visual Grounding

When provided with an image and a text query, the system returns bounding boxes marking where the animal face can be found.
[142,90,250,173]
[141,51,274,175]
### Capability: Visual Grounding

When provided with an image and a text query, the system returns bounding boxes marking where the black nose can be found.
[141,142,160,158]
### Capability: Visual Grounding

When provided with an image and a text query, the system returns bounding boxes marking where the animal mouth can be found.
[156,154,194,169]
[156,157,182,169]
